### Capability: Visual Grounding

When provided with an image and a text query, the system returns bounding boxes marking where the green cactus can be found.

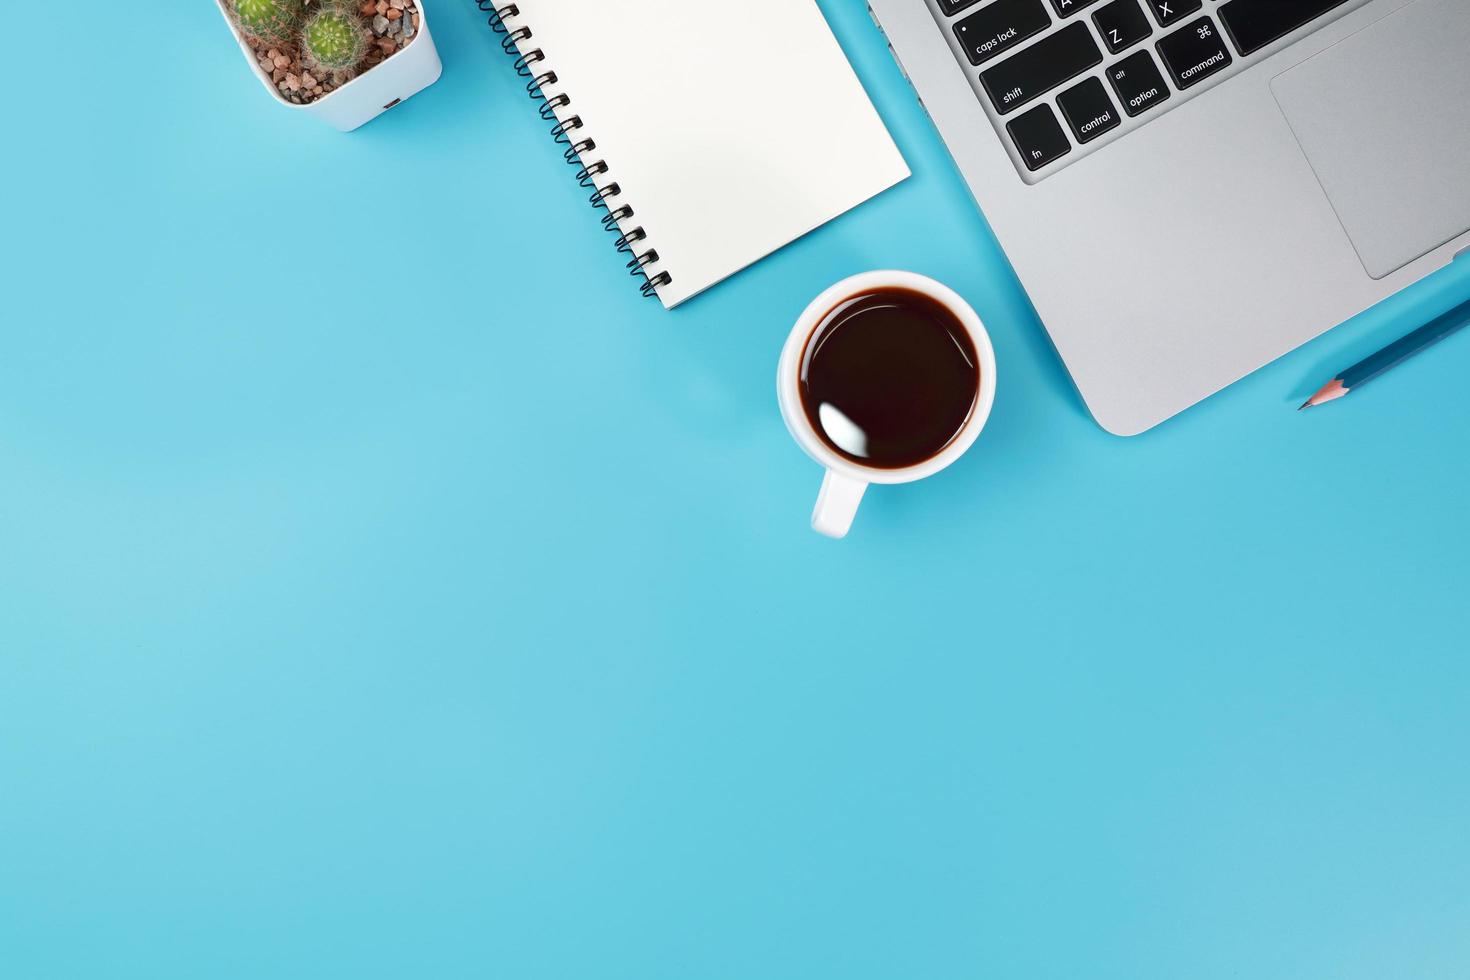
[302,5,371,73]
[232,0,304,46]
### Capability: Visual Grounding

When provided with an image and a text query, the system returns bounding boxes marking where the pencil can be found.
[1300,298,1470,410]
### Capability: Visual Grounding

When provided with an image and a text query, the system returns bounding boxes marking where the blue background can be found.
[5,3,1469,978]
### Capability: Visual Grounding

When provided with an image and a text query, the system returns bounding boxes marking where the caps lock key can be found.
[953,0,1052,67]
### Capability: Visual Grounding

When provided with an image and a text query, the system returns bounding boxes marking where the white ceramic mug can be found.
[776,271,997,539]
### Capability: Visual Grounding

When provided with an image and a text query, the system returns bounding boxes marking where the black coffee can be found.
[799,288,979,470]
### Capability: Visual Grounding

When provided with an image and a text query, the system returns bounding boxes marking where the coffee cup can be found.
[776,271,996,538]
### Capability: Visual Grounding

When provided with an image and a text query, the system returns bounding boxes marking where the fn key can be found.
[1007,104,1071,172]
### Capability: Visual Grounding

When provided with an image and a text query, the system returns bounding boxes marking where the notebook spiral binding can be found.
[478,2,673,300]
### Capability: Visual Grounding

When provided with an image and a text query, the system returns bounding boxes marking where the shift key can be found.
[953,0,1052,67]
[980,22,1103,115]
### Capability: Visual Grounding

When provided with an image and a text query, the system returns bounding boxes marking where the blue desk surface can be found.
[5,4,1469,978]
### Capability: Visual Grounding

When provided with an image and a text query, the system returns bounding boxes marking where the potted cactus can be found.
[217,0,441,131]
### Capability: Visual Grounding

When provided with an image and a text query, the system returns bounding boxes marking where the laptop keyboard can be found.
[930,0,1359,179]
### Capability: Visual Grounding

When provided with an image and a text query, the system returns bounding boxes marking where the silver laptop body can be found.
[868,0,1470,434]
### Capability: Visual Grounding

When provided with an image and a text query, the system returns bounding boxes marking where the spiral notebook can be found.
[485,0,910,309]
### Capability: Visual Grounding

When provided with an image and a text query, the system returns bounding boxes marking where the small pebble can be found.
[377,35,396,53]
[388,18,401,35]
[360,1,376,13]
[373,13,389,32]
[386,7,401,19]
[285,72,301,91]
[389,0,405,9]
[376,0,388,13]
[401,19,415,38]
[301,72,316,88]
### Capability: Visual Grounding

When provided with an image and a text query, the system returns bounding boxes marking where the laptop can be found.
[867,0,1470,434]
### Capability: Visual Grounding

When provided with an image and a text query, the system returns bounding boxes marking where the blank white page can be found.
[503,0,910,308]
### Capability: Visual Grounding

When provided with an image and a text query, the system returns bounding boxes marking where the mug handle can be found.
[812,470,868,539]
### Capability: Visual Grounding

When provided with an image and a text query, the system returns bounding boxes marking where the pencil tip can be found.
[1299,378,1349,411]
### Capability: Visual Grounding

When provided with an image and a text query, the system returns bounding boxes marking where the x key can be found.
[1147,0,1198,27]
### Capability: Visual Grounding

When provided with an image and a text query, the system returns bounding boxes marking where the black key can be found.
[953,0,1051,67]
[1106,49,1171,116]
[1157,17,1232,89]
[937,0,984,15]
[1092,0,1152,53]
[1145,0,1200,28]
[980,22,1103,114]
[1048,0,1103,16]
[1056,77,1121,143]
[1218,0,1350,56]
[1006,104,1072,170]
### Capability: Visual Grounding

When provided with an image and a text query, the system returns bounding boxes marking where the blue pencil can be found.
[1300,298,1470,410]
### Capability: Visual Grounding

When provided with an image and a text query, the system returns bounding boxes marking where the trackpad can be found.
[1271,0,1470,279]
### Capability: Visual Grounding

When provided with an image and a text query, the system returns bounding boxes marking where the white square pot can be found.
[216,1,442,131]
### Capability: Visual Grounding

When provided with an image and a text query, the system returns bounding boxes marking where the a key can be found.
[1092,0,1153,54]
[1006,103,1072,171]
[1145,0,1200,28]
[979,22,1103,114]
[1106,49,1171,116]
[1156,17,1232,89]
[1048,0,1104,17]
[1218,0,1350,56]
[937,0,984,16]
[953,0,1052,67]
[1056,77,1122,143]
